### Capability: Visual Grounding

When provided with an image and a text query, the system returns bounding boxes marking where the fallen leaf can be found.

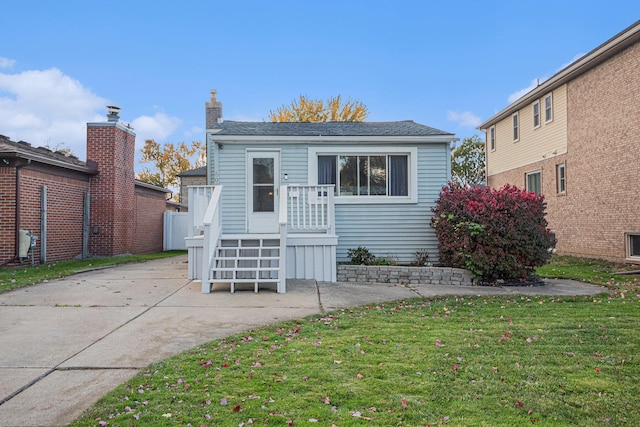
[233,405,243,412]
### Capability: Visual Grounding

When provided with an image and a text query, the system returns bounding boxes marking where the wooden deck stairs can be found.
[206,234,281,293]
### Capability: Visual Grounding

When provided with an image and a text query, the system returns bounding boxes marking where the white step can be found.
[205,235,283,294]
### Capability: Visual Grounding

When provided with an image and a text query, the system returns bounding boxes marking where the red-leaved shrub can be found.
[431,183,556,283]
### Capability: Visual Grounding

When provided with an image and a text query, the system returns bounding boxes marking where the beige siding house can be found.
[479,20,640,264]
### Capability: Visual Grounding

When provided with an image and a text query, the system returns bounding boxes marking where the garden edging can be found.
[337,264,474,286]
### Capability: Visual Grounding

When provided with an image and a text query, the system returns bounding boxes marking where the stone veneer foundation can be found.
[337,264,473,286]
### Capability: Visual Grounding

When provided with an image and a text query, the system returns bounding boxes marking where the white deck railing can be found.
[201,186,223,293]
[188,185,216,237]
[190,184,335,293]
[286,185,335,235]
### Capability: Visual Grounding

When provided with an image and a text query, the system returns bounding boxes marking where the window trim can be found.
[625,233,640,261]
[556,162,566,194]
[512,112,520,142]
[308,146,418,204]
[489,126,496,151]
[544,93,553,123]
[532,100,541,129]
[525,170,542,196]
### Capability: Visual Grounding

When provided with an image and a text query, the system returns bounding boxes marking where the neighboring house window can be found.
[627,233,640,259]
[526,170,541,195]
[489,126,496,151]
[533,101,540,129]
[544,93,553,123]
[309,147,417,203]
[556,163,566,194]
[512,112,519,141]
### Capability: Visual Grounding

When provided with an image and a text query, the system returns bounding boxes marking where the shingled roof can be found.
[212,120,453,137]
[177,165,207,177]
[0,134,97,173]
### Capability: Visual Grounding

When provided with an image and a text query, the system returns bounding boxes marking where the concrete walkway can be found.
[0,255,606,426]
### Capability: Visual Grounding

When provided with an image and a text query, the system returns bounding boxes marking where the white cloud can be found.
[131,113,182,149]
[507,78,540,103]
[446,110,481,128]
[0,57,16,69]
[184,126,203,140]
[506,53,584,104]
[0,67,106,158]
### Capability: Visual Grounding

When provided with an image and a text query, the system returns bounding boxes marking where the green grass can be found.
[536,255,640,287]
[0,251,186,294]
[71,292,640,427]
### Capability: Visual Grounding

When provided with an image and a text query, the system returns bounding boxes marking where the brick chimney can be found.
[205,89,223,128]
[86,106,136,256]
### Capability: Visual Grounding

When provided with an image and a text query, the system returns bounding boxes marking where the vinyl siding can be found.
[333,144,447,263]
[214,141,449,263]
[488,84,568,177]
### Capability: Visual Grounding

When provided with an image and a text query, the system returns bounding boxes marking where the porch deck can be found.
[186,185,337,293]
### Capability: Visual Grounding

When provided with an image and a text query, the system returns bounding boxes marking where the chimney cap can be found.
[210,89,217,102]
[106,105,121,122]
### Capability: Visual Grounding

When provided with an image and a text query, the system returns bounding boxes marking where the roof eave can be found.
[208,134,456,144]
[0,150,98,175]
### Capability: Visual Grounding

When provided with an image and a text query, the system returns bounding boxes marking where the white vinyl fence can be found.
[163,211,189,250]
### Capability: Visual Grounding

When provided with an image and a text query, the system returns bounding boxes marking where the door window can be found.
[252,158,274,212]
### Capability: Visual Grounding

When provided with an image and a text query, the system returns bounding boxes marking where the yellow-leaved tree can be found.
[136,139,205,200]
[269,95,368,122]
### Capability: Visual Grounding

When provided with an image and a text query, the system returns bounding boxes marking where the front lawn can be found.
[536,255,640,287]
[72,291,639,426]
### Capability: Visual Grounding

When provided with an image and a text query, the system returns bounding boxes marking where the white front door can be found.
[247,151,280,233]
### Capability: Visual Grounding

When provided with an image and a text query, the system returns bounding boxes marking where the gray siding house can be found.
[187,92,455,293]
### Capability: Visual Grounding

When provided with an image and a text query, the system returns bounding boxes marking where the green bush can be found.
[431,183,556,283]
[347,246,376,265]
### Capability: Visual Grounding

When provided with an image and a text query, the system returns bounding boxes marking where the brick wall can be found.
[87,123,136,256]
[134,186,166,254]
[21,168,90,263]
[0,165,90,265]
[0,167,17,264]
[561,41,640,262]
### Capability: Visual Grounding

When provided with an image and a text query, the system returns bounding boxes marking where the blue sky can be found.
[1,1,639,168]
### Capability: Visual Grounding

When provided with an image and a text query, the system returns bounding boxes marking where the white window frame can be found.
[512,112,520,142]
[489,126,496,151]
[525,170,542,196]
[533,100,541,129]
[308,146,418,204]
[626,233,640,260]
[544,93,553,123]
[556,163,566,194]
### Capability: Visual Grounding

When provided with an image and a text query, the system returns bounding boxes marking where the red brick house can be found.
[479,21,640,264]
[0,106,170,266]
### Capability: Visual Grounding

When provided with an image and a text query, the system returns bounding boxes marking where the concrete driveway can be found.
[0,255,606,426]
